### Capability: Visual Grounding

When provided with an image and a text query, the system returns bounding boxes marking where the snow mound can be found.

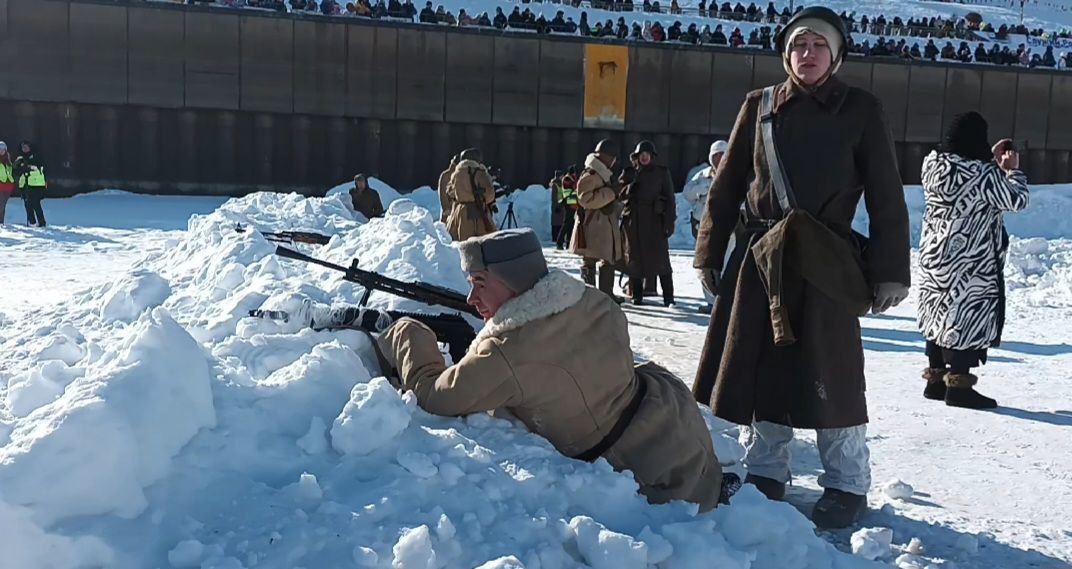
[0,189,885,568]
[331,377,415,456]
[1006,237,1072,308]
[98,269,171,322]
[0,308,215,525]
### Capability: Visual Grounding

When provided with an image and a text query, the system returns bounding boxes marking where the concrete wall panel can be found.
[669,50,713,134]
[980,70,1017,140]
[445,33,493,124]
[396,29,445,121]
[346,26,397,118]
[538,40,583,128]
[751,54,783,90]
[240,16,294,113]
[626,46,671,132]
[905,66,946,143]
[710,52,753,135]
[6,0,69,100]
[942,67,982,133]
[70,3,127,104]
[838,60,873,92]
[129,7,184,108]
[871,63,909,140]
[493,37,539,126]
[1015,73,1052,148]
[1047,75,1072,150]
[294,20,346,115]
[186,12,239,110]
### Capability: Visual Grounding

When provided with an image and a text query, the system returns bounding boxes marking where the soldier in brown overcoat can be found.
[569,139,625,300]
[620,140,676,306]
[437,154,458,224]
[349,174,385,220]
[445,148,496,241]
[692,6,910,528]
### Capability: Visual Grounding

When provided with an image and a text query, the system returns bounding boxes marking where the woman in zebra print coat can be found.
[918,112,1029,409]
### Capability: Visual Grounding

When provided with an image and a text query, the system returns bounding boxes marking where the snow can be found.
[331,377,414,456]
[1,183,1070,568]
[852,527,895,560]
[883,479,915,501]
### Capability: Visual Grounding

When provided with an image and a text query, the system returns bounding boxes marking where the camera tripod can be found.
[499,200,518,230]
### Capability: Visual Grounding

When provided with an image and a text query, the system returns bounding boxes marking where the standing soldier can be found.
[349,174,385,220]
[569,139,624,301]
[438,154,458,224]
[620,141,676,307]
[14,141,47,227]
[692,7,910,528]
[683,140,728,239]
[684,140,729,314]
[556,165,579,250]
[446,148,496,241]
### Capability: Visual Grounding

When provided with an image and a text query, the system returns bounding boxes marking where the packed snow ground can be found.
[1,184,1070,569]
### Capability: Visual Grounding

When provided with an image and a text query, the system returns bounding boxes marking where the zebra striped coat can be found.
[918,151,1029,351]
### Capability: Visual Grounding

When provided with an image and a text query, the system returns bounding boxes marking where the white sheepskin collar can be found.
[471,270,587,348]
[584,153,613,182]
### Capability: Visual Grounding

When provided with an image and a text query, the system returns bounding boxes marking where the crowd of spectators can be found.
[174,0,1072,69]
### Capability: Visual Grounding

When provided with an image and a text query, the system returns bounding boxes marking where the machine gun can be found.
[273,246,479,318]
[249,307,475,363]
[235,224,332,246]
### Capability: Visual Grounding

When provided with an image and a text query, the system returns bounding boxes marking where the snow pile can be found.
[0,190,884,568]
[1005,237,1072,308]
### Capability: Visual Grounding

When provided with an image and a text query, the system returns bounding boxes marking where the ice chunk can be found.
[884,479,915,500]
[331,377,413,456]
[99,270,172,322]
[296,417,328,455]
[474,556,526,569]
[290,472,323,507]
[955,533,979,554]
[397,449,439,478]
[168,539,205,568]
[353,546,379,567]
[569,516,648,569]
[851,527,894,560]
[392,525,437,569]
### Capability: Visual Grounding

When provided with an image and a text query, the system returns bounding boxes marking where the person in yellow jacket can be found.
[445,148,496,241]
[0,142,15,224]
[13,141,47,227]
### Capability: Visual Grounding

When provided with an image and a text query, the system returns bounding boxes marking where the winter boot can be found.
[580,266,596,287]
[629,277,645,306]
[922,368,947,401]
[719,472,743,505]
[660,273,675,307]
[944,373,997,409]
[811,488,867,529]
[598,265,623,304]
[744,473,786,501]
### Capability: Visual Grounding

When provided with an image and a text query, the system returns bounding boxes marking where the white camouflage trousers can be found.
[743,421,871,496]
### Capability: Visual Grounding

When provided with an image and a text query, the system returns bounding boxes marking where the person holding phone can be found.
[918,113,1029,410]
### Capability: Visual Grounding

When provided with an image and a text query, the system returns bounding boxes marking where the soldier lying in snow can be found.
[377,229,724,511]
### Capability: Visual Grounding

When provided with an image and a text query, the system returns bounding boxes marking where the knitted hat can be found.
[776,7,848,80]
[944,112,992,162]
[709,140,728,156]
[458,229,548,294]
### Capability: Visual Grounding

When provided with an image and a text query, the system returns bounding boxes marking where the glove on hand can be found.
[872,282,909,315]
[352,307,395,333]
[699,268,721,296]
